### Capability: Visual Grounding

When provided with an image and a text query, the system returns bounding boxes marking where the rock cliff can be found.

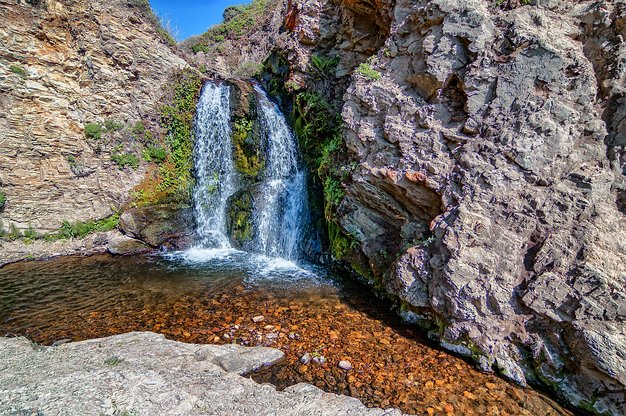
[266,0,625,413]
[0,0,187,236]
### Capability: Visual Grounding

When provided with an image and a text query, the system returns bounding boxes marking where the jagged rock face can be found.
[280,0,625,413]
[0,0,187,233]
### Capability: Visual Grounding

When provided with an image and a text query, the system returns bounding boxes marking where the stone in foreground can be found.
[0,332,403,416]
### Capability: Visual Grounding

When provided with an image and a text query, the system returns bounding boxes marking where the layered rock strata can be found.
[0,0,187,233]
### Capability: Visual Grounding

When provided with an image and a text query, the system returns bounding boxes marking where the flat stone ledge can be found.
[0,332,405,415]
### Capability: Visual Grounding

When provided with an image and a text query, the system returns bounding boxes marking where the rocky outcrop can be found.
[120,204,195,249]
[271,0,626,413]
[0,0,187,235]
[182,0,288,79]
[0,332,403,415]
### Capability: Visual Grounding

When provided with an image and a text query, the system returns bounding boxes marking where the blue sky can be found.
[150,0,246,40]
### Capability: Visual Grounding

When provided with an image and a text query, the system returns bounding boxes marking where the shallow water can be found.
[0,253,571,415]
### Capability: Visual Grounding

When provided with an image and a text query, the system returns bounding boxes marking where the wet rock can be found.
[106,233,151,256]
[120,204,194,249]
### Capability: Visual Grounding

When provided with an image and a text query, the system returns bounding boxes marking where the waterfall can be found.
[191,82,309,261]
[192,83,236,248]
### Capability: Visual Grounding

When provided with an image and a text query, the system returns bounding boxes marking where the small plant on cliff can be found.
[111,152,139,170]
[84,123,102,140]
[356,61,382,81]
[0,189,5,211]
[104,119,123,132]
[310,55,340,75]
[9,65,28,78]
[104,356,122,366]
[142,145,167,164]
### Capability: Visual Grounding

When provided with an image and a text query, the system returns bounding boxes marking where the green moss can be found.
[84,123,102,140]
[232,117,264,179]
[9,65,28,78]
[227,190,254,245]
[327,220,355,260]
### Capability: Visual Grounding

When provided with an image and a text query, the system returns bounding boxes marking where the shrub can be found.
[0,189,5,211]
[142,145,167,164]
[111,153,139,170]
[132,121,146,136]
[84,123,102,140]
[9,65,27,78]
[310,55,340,75]
[104,119,123,132]
[356,62,381,81]
[235,61,263,78]
[57,214,120,240]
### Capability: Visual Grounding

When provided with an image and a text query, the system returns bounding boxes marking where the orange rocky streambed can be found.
[0,255,572,416]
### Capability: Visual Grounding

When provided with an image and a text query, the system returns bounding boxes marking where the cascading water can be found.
[190,82,310,261]
[192,83,236,248]
[252,85,308,259]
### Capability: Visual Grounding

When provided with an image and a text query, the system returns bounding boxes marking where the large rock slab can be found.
[0,332,403,416]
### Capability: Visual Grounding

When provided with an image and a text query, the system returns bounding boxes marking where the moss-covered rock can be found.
[119,204,194,249]
[226,80,265,182]
[226,188,255,249]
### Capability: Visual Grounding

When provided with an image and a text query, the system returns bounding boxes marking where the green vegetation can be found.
[131,70,202,207]
[104,356,122,366]
[142,145,167,164]
[235,61,263,78]
[356,58,382,81]
[0,189,5,211]
[227,190,254,244]
[232,118,263,178]
[9,65,28,78]
[111,152,139,170]
[189,0,273,53]
[104,119,124,132]
[84,123,102,140]
[0,214,120,242]
[58,215,120,239]
[292,92,357,259]
[310,55,340,75]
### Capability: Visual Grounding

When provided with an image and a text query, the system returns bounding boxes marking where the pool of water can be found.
[0,252,571,415]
